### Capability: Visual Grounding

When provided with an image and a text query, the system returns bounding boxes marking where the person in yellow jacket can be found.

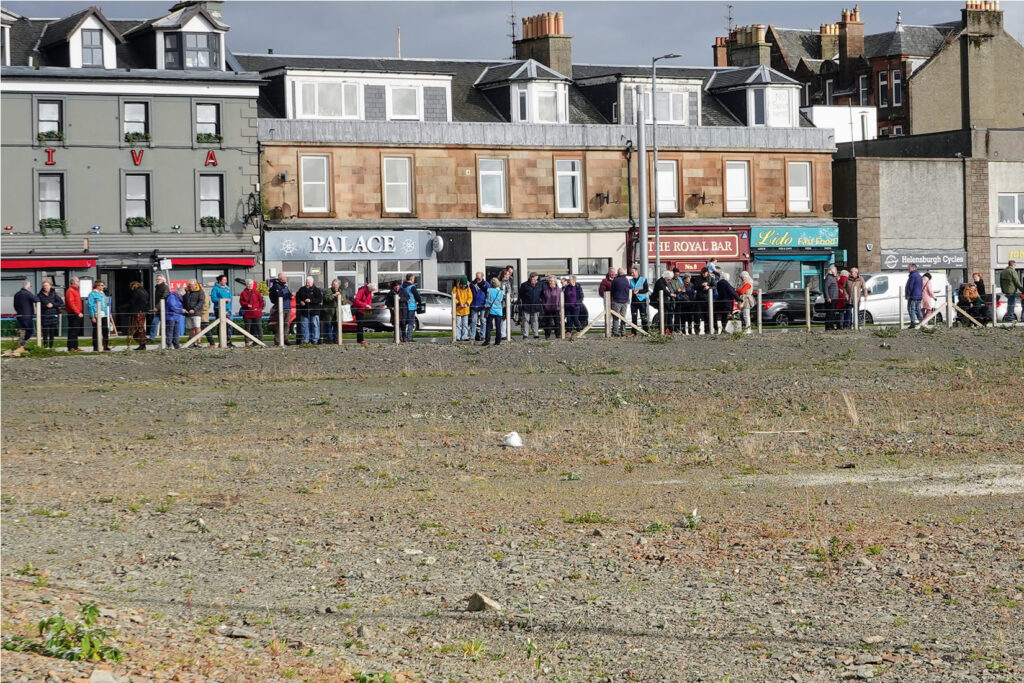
[453,276,473,341]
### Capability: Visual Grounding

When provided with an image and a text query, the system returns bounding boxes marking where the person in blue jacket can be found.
[398,273,423,342]
[165,286,185,349]
[86,280,112,351]
[12,280,39,347]
[482,277,505,346]
[905,263,924,328]
[209,274,235,347]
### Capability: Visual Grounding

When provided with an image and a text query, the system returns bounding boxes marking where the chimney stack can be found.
[713,36,729,66]
[839,5,865,82]
[169,0,223,21]
[722,23,772,66]
[514,11,573,78]
[820,23,839,60]
[963,0,1003,32]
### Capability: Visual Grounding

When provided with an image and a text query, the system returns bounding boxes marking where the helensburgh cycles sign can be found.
[264,230,434,261]
[881,249,967,270]
[750,226,839,249]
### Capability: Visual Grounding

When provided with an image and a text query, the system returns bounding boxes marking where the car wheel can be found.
[774,312,790,327]
[860,311,873,326]
[934,313,943,324]
[414,317,421,331]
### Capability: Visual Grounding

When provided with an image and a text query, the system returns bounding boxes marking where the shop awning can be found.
[753,253,832,262]
[1,257,96,270]
[160,256,256,267]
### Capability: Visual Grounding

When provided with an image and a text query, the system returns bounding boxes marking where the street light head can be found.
[654,53,682,62]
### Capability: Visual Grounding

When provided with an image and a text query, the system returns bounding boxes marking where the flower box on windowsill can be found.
[196,133,223,144]
[124,132,151,146]
[37,131,64,144]
[200,216,226,234]
[125,216,153,235]
[39,218,67,236]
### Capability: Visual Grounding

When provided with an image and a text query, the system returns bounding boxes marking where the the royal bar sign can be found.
[751,226,839,249]
[647,233,743,260]
[265,230,435,261]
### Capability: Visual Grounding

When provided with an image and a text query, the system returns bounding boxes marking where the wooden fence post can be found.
[559,288,566,340]
[805,286,811,332]
[451,290,457,344]
[160,298,167,349]
[393,293,401,345]
[277,305,285,346]
[757,289,763,334]
[337,291,344,345]
[504,290,511,341]
[658,290,665,335]
[946,285,953,328]
[992,291,998,327]
[34,301,42,346]
[707,288,714,335]
[218,300,227,348]
[604,291,611,338]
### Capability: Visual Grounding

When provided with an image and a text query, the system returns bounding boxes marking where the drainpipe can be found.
[624,139,635,229]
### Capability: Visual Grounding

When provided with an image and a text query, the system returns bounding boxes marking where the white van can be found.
[859,271,951,325]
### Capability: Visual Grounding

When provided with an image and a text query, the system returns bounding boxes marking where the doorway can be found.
[99,268,151,333]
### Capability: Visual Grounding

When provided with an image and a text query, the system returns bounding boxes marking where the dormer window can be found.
[633,85,695,125]
[81,29,103,67]
[164,32,219,69]
[386,85,421,120]
[511,81,568,124]
[746,87,799,127]
[1,25,9,66]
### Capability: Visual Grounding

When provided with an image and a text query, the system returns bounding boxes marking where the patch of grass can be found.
[865,545,884,556]
[2,602,123,662]
[563,510,613,524]
[642,520,671,533]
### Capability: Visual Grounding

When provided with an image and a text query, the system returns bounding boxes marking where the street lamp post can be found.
[651,52,681,277]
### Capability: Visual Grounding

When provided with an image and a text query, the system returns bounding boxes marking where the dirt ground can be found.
[2,327,1023,682]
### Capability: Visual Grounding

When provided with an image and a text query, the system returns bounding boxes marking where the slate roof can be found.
[771,28,822,69]
[476,59,568,87]
[864,21,961,58]
[707,65,800,89]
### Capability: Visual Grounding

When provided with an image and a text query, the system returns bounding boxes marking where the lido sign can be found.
[265,230,434,261]
[751,226,839,249]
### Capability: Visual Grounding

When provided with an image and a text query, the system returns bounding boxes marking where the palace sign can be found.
[265,230,435,261]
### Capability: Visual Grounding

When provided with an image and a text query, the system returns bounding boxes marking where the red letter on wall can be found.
[44,149,56,165]
[131,149,144,166]
[204,150,218,167]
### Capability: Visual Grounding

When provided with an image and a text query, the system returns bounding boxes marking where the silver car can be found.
[367,288,453,331]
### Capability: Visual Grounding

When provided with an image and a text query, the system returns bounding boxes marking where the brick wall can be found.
[964,159,991,275]
[262,144,833,223]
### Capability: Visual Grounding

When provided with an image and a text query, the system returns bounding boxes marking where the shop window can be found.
[578,257,611,276]
[655,160,677,213]
[124,174,151,230]
[38,100,63,138]
[387,86,421,120]
[38,173,64,224]
[377,260,421,289]
[486,259,518,286]
[556,159,582,213]
[891,70,902,106]
[81,29,103,67]
[787,162,812,213]
[877,71,888,107]
[998,193,1024,225]
[297,81,361,119]
[124,102,149,138]
[725,161,750,213]
[478,158,507,214]
[382,156,413,213]
[438,261,470,293]
[300,156,329,213]
[527,258,570,277]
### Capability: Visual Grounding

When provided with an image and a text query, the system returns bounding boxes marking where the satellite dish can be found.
[431,235,445,253]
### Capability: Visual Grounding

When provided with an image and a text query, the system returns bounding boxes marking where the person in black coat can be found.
[295,276,324,344]
[518,273,543,339]
[37,280,64,348]
[126,281,150,349]
[714,273,740,334]
[12,280,39,347]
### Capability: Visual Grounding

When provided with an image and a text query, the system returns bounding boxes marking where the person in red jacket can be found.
[238,279,265,347]
[351,281,376,345]
[64,277,84,352]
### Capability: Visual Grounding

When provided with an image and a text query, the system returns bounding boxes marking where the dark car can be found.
[760,289,826,326]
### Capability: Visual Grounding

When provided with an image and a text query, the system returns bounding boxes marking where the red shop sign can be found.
[648,233,742,260]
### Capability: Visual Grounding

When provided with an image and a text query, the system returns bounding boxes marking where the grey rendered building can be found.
[0,2,261,317]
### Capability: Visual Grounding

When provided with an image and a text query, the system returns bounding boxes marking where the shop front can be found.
[993,242,1024,285]
[264,229,440,293]
[641,227,751,280]
[471,229,626,288]
[750,226,839,291]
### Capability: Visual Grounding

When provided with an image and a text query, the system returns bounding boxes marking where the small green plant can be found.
[564,510,613,524]
[873,327,899,338]
[680,509,702,530]
[15,562,37,576]
[124,216,152,235]
[2,602,123,662]
[200,216,226,234]
[356,673,396,683]
[123,132,151,145]
[560,471,581,481]
[187,518,209,534]
[38,218,67,236]
[37,130,64,143]
[642,520,671,533]
[196,132,223,144]
[865,545,884,556]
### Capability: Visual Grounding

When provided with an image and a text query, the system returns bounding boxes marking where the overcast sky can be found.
[6,1,1023,66]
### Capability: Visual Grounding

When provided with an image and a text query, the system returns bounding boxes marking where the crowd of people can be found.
[8,258,1022,351]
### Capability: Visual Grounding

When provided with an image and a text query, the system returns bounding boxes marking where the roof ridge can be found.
[234,52,518,64]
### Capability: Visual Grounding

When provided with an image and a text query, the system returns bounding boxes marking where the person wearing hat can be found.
[518,272,542,339]
[452,276,472,341]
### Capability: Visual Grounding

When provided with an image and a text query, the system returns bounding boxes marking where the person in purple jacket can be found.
[905,263,924,328]
[540,276,562,339]
[609,268,632,337]
[562,276,584,335]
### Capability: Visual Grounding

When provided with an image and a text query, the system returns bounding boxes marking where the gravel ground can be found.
[2,327,1023,682]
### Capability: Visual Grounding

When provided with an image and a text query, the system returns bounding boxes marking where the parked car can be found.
[364,288,453,331]
[759,289,826,326]
[859,272,950,325]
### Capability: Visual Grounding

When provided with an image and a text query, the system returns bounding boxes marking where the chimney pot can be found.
[556,11,564,34]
